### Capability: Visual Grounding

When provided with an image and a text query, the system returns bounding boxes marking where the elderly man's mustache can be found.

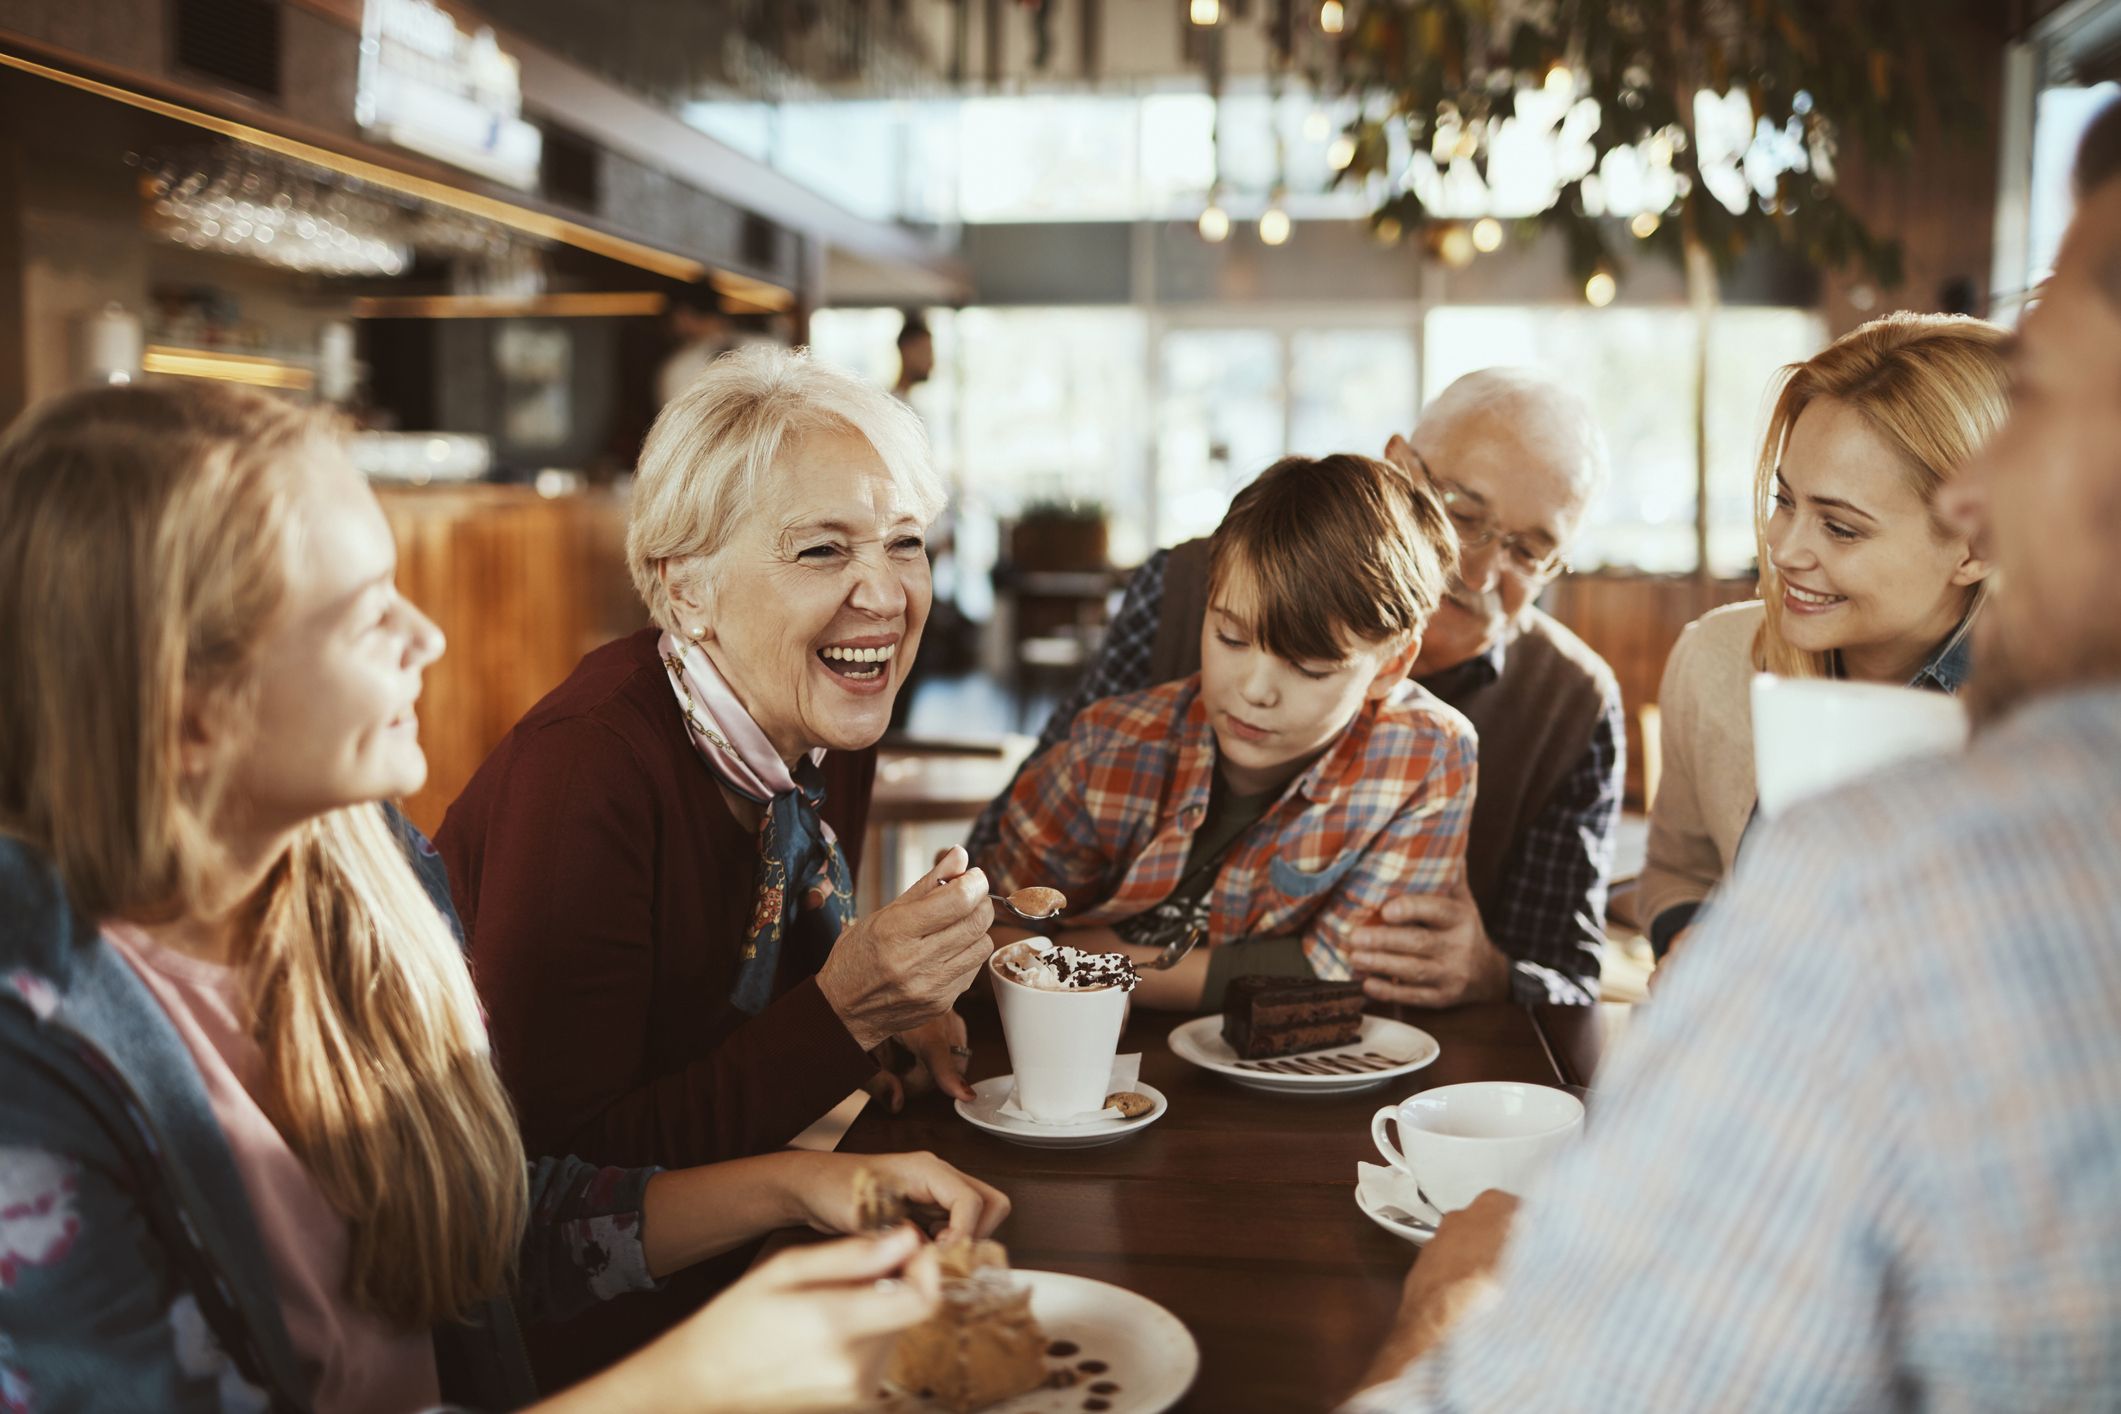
[1443,577,1506,622]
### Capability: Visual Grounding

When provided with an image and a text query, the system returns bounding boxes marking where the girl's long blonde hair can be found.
[1752,312,2011,678]
[0,384,526,1329]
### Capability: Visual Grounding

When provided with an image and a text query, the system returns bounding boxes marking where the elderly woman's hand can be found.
[818,846,996,1052]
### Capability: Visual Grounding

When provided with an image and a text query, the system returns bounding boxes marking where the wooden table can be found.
[839,1000,1601,1413]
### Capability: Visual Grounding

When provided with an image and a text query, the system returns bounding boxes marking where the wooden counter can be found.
[377,483,641,835]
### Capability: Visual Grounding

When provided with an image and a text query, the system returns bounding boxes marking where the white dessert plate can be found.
[955,1075,1168,1149]
[1167,1014,1439,1095]
[886,1270,1199,1414]
[1355,1162,1443,1247]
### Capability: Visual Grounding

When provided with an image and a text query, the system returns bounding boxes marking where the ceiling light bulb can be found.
[1199,203,1232,242]
[1585,271,1618,306]
[1190,0,1220,25]
[1259,206,1293,245]
[1439,225,1477,268]
[1320,1,1345,35]
[1471,217,1504,252]
[1328,134,1358,170]
[1630,211,1661,239]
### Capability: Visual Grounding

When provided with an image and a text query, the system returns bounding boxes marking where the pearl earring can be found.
[688,625,705,641]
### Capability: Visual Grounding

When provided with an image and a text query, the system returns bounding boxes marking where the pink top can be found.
[105,923,441,1414]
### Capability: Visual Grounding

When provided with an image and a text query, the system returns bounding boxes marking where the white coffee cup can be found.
[1369,1082,1584,1214]
[989,942,1128,1123]
[1750,673,1968,820]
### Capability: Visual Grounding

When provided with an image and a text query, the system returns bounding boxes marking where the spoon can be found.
[1372,1202,1440,1236]
[990,886,1067,923]
[1137,923,1206,972]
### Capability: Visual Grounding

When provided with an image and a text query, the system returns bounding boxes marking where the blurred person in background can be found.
[657,282,733,408]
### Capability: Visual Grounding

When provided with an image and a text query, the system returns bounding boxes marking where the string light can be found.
[1630,211,1661,239]
[1190,0,1220,25]
[1585,271,1618,306]
[1327,133,1358,170]
[1199,201,1231,242]
[1471,217,1503,252]
[1543,64,1575,97]
[1259,202,1293,245]
[1320,1,1345,35]
[1438,224,1476,268]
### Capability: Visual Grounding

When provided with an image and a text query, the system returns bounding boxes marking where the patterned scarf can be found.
[659,632,856,1014]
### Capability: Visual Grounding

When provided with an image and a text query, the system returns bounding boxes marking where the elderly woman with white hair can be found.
[437,346,995,1383]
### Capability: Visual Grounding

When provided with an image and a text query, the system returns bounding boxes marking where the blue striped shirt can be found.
[1349,685,2121,1412]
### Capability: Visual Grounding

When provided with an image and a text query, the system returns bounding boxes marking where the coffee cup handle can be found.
[1370,1105,1416,1177]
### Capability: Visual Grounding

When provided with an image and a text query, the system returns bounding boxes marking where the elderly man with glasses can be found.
[969,368,1620,1008]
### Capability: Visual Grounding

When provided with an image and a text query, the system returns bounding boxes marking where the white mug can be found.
[1750,673,1968,820]
[1370,1082,1584,1214]
[989,944,1128,1123]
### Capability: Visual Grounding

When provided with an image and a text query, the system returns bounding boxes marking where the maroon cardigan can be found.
[437,629,879,1172]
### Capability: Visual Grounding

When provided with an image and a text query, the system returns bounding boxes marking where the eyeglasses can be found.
[1406,448,1572,581]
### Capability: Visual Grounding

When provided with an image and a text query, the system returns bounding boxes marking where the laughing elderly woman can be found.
[437,347,995,1380]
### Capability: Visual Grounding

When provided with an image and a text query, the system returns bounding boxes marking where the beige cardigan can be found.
[1640,601,1765,947]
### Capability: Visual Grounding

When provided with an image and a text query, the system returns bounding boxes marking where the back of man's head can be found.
[1963,100,2121,722]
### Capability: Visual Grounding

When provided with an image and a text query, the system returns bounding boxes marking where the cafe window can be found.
[1994,0,2121,319]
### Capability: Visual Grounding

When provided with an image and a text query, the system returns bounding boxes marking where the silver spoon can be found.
[1372,1202,1440,1235]
[989,887,1066,923]
[1137,923,1206,972]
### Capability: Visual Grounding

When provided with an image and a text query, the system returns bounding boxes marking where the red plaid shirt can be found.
[983,674,1477,979]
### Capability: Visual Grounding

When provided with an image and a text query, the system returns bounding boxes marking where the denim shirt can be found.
[0,808,659,1412]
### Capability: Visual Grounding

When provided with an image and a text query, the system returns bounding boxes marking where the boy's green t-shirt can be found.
[1115,766,1316,1007]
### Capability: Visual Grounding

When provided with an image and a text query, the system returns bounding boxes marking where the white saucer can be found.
[1168,1013,1439,1095]
[885,1269,1198,1413]
[1355,1164,1443,1247]
[954,1075,1168,1149]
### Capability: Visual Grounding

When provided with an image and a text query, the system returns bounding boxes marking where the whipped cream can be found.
[994,939,1139,993]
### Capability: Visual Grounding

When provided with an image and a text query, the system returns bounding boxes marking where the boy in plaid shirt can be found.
[982,452,1477,1010]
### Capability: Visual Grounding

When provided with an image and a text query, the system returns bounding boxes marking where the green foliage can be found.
[1331,0,1986,288]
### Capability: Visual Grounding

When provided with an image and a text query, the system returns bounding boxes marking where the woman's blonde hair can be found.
[0,384,526,1329]
[627,343,945,633]
[1753,312,2010,678]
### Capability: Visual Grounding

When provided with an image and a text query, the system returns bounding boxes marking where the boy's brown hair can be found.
[1207,452,1457,665]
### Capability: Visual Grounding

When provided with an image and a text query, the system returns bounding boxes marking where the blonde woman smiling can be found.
[1642,313,2005,968]
[0,384,1005,1412]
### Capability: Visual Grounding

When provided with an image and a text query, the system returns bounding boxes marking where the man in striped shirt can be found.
[1347,106,2121,1412]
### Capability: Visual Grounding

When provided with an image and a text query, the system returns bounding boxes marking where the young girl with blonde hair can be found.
[1642,312,2006,970]
[0,382,1004,1411]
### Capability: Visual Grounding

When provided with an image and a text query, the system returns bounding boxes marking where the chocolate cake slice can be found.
[1221,975,1367,1059]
